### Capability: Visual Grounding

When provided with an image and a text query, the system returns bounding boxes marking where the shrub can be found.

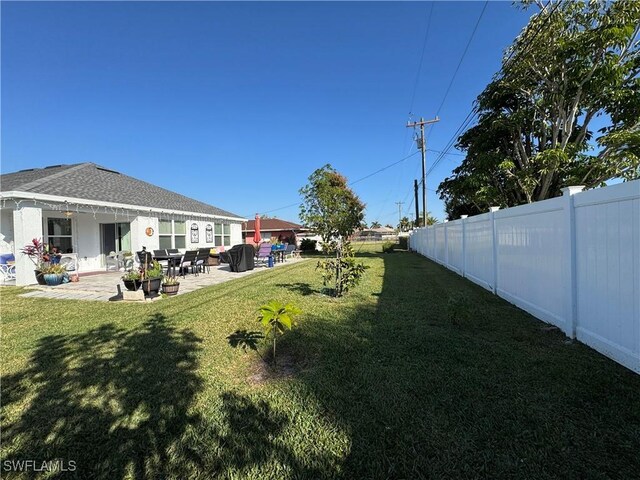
[398,236,408,250]
[300,238,317,252]
[382,241,395,253]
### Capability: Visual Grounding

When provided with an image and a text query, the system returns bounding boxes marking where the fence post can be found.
[460,215,468,278]
[489,207,500,294]
[561,186,584,339]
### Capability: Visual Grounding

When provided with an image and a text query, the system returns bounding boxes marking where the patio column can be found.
[13,206,43,285]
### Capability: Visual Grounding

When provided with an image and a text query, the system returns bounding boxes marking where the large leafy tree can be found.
[299,165,366,297]
[439,0,640,218]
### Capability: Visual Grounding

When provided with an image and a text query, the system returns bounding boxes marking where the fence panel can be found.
[464,213,493,291]
[574,182,640,373]
[494,198,568,332]
[446,220,463,274]
[408,180,639,373]
[434,224,446,264]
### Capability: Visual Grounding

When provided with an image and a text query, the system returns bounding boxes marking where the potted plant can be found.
[40,263,67,286]
[161,276,180,296]
[121,270,142,291]
[20,238,48,285]
[141,260,163,296]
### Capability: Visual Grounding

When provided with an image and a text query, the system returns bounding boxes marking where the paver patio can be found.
[19,257,306,301]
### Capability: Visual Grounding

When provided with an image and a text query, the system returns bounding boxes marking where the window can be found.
[223,224,231,246]
[190,223,199,243]
[206,224,213,243]
[47,218,73,253]
[214,223,232,246]
[159,220,186,249]
[214,224,222,246]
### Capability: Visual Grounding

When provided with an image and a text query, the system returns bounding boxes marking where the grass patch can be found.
[1,247,639,479]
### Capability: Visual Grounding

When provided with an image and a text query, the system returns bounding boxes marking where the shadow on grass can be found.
[1,314,203,478]
[288,251,640,479]
[274,282,318,296]
[1,314,330,478]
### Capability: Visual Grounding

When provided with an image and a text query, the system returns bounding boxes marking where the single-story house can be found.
[0,162,246,285]
[242,218,309,246]
[352,227,397,241]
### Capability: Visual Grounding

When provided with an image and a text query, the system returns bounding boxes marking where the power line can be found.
[434,1,488,117]
[259,150,421,216]
[350,150,420,186]
[408,2,435,117]
[426,0,563,179]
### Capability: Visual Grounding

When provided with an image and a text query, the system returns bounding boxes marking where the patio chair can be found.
[117,251,134,271]
[137,250,153,267]
[59,254,78,273]
[167,249,179,254]
[177,250,198,277]
[255,243,273,266]
[153,249,169,271]
[106,251,119,271]
[194,248,211,274]
[0,257,16,282]
[284,244,296,259]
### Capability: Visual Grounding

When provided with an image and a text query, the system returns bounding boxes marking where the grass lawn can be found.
[1,245,639,479]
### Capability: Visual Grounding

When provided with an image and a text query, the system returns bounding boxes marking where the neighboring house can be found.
[0,163,246,285]
[242,218,309,246]
[352,227,397,241]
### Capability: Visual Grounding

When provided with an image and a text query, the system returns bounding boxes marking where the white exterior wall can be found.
[409,180,640,374]
[229,222,242,247]
[131,215,160,253]
[2,199,245,282]
[12,207,43,285]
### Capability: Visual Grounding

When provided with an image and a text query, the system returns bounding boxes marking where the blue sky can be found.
[2,1,533,225]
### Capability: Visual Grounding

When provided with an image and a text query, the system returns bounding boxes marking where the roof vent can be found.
[44,164,63,169]
[18,168,36,172]
[96,167,120,174]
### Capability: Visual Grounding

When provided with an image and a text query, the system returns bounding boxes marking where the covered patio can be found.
[19,257,305,302]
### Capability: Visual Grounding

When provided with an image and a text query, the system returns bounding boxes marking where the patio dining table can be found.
[154,253,183,277]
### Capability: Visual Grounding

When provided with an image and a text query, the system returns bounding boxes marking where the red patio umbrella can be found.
[253,214,262,244]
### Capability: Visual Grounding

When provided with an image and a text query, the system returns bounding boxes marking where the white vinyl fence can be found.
[409,181,640,374]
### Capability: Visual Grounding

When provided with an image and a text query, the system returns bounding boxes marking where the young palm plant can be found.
[257,300,302,364]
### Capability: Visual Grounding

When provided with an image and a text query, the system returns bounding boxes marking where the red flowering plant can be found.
[20,238,48,269]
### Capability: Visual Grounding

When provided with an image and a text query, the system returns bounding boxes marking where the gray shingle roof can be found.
[0,163,243,219]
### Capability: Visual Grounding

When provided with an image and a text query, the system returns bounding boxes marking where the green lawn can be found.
[1,246,639,479]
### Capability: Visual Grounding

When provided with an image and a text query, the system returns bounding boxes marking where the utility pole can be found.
[406,116,440,227]
[395,201,404,230]
[414,179,420,227]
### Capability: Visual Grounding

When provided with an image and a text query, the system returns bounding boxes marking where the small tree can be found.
[370,221,382,229]
[299,165,366,297]
[257,300,302,363]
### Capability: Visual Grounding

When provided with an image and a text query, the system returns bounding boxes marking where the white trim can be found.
[0,191,247,222]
